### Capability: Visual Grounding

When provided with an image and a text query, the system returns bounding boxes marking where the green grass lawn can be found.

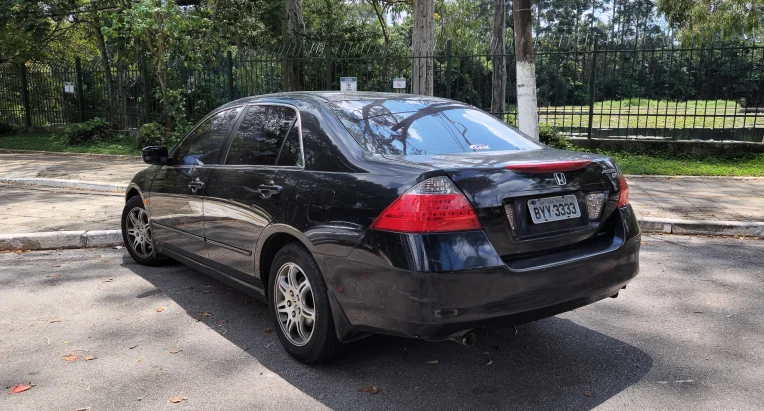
[539,99,764,130]
[2,131,763,176]
[585,150,764,176]
[0,132,140,156]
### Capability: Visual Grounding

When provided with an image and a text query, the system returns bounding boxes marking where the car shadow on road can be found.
[124,256,652,410]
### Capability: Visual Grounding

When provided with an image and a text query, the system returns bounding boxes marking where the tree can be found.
[491,0,507,115]
[658,0,761,37]
[514,0,538,139]
[412,0,434,95]
[283,0,305,91]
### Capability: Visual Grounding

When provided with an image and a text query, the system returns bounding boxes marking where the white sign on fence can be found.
[64,82,75,94]
[340,77,357,92]
[393,78,406,89]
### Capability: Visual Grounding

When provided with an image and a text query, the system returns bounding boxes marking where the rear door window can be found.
[329,100,541,155]
[225,105,298,166]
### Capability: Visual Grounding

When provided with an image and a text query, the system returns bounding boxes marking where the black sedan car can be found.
[122,92,640,363]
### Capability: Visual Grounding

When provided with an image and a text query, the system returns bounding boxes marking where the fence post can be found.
[75,57,85,122]
[587,37,598,140]
[324,47,332,90]
[227,51,234,101]
[20,64,32,129]
[141,58,151,124]
[445,40,453,99]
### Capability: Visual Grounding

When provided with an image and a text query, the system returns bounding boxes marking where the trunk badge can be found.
[554,172,567,185]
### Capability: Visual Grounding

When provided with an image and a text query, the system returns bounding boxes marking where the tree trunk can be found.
[283,0,305,91]
[491,0,507,117]
[412,0,434,96]
[513,0,538,139]
[93,26,115,124]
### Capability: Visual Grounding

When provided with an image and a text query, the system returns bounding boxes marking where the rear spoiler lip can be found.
[503,160,593,173]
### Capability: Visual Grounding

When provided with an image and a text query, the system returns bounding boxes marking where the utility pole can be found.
[513,0,538,140]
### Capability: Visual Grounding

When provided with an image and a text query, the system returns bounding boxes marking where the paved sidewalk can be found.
[0,184,122,233]
[0,151,762,236]
[629,176,764,222]
[0,152,143,184]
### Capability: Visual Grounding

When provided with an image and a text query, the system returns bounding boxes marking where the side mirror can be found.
[142,146,169,165]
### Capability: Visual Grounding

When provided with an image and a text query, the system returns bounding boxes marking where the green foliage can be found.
[578,148,764,176]
[136,122,171,148]
[0,122,15,136]
[538,125,574,150]
[64,118,112,145]
[658,0,761,38]
[0,131,140,155]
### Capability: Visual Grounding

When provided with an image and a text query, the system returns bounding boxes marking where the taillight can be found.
[371,176,482,233]
[617,175,630,207]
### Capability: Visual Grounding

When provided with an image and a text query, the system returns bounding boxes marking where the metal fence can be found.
[2,36,764,142]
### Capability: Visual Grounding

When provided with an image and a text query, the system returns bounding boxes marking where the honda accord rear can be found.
[124,92,639,363]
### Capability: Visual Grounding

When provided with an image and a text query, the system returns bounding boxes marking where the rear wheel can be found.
[121,196,166,266]
[268,243,345,363]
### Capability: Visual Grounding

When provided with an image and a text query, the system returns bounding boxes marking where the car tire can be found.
[268,242,346,363]
[121,195,167,266]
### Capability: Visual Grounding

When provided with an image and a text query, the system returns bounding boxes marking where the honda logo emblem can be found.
[554,172,567,185]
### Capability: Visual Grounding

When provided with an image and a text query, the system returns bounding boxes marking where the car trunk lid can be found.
[381,149,622,257]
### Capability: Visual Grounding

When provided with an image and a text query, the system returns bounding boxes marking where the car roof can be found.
[223,91,460,107]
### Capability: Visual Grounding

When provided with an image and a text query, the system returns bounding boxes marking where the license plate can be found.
[527,195,580,224]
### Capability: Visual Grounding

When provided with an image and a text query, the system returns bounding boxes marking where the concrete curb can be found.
[2,219,762,252]
[0,230,122,251]
[626,174,764,180]
[0,177,127,193]
[638,218,764,237]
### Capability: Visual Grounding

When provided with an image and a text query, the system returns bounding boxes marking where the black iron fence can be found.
[2,36,764,141]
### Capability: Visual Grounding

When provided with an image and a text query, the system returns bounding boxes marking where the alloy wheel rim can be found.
[274,262,315,346]
[126,207,154,259]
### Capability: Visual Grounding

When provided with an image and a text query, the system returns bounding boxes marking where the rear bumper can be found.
[316,206,640,341]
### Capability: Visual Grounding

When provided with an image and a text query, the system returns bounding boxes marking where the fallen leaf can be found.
[219,319,228,324]
[426,360,438,364]
[584,391,593,397]
[85,356,96,361]
[359,386,380,395]
[15,250,22,255]
[9,383,33,394]
[264,327,273,333]
[46,273,61,278]
[485,359,493,366]
[253,311,261,317]
[136,358,141,362]
[63,354,80,362]
[64,340,69,344]
[155,307,165,312]
[201,312,212,317]
[128,345,138,349]
[49,319,61,323]
[640,241,647,245]
[169,396,187,403]
[170,349,183,354]
[51,265,61,267]
[75,407,92,411]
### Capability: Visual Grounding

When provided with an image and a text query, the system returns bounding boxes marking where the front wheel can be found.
[268,243,346,363]
[121,195,167,266]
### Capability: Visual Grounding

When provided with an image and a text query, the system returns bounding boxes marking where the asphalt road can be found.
[1,235,762,410]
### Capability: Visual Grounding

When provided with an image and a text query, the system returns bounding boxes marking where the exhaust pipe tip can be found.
[462,332,477,347]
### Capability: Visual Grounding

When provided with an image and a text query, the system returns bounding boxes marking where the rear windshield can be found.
[328,99,541,155]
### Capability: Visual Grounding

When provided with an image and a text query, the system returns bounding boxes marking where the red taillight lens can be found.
[617,176,630,207]
[504,160,591,173]
[371,177,482,233]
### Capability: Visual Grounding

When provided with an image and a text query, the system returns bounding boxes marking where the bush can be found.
[64,118,112,145]
[136,122,173,148]
[0,123,15,136]
[538,125,574,150]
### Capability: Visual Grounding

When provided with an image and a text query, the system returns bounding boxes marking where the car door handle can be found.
[258,184,283,198]
[188,180,205,193]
